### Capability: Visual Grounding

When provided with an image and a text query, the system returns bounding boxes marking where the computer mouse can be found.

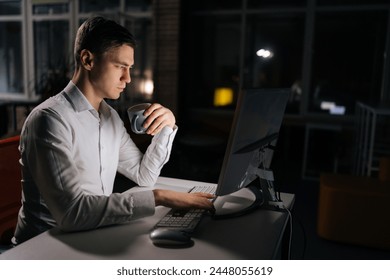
[149,228,194,248]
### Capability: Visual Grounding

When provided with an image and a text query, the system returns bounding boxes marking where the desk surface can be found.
[0,177,294,260]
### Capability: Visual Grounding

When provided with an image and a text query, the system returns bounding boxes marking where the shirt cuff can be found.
[122,187,156,219]
[158,124,178,136]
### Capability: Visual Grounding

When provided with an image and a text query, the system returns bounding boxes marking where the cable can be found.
[296,216,308,259]
[282,209,308,260]
[283,206,293,260]
[256,147,295,259]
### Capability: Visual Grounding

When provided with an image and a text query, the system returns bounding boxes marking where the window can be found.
[182,1,390,116]
[79,0,120,13]
[0,0,153,102]
[310,11,387,115]
[186,0,241,11]
[0,21,23,94]
[184,15,241,109]
[124,18,154,101]
[0,0,23,97]
[244,13,305,114]
[181,0,390,181]
[33,2,68,14]
[247,0,306,8]
[0,0,21,15]
[34,20,70,99]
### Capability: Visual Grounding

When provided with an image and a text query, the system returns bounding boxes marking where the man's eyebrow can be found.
[114,60,133,67]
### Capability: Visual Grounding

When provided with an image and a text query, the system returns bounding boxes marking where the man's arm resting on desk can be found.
[153,189,214,210]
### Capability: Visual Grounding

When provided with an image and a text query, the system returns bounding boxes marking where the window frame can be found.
[0,0,153,102]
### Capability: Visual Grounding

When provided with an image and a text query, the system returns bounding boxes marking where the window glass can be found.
[33,2,68,14]
[184,15,241,109]
[244,14,305,114]
[34,20,70,99]
[185,0,241,12]
[247,0,307,9]
[0,21,23,93]
[79,0,120,13]
[317,0,389,6]
[0,0,21,15]
[125,0,152,12]
[310,11,387,115]
[124,18,153,100]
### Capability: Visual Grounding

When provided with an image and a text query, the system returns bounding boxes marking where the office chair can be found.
[0,135,21,246]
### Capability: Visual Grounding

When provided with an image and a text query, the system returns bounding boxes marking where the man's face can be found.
[89,44,134,100]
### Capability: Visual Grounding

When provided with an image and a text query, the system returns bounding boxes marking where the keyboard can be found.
[154,185,216,232]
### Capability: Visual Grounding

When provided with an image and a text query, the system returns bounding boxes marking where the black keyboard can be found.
[154,185,216,232]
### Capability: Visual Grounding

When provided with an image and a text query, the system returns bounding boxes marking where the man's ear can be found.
[80,49,94,70]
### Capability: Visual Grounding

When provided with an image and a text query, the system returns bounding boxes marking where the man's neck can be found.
[71,72,102,111]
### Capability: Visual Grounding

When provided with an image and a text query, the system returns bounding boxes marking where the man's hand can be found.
[153,189,215,211]
[143,103,176,136]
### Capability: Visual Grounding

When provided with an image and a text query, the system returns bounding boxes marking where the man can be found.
[13,16,213,245]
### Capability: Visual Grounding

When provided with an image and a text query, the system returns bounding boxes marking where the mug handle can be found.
[131,115,142,133]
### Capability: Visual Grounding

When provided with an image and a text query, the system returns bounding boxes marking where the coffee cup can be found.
[127,103,151,134]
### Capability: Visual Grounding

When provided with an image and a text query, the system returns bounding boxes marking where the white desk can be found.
[0,177,294,260]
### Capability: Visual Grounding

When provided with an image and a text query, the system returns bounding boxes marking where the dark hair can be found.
[74,16,136,68]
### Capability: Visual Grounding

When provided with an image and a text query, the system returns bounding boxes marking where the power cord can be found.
[266,200,293,260]
[284,206,293,260]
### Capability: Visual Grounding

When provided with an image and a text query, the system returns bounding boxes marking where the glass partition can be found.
[244,13,305,114]
[184,15,241,109]
[0,0,21,16]
[33,20,70,98]
[310,11,387,115]
[0,21,23,94]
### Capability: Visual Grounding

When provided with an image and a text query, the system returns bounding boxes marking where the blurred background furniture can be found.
[318,157,390,250]
[0,135,21,248]
[354,102,390,177]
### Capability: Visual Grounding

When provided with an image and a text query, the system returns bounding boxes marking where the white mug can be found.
[127,103,151,134]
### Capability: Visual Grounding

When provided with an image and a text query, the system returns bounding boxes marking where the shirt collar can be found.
[63,81,112,119]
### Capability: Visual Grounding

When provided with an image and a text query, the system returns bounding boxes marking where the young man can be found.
[13,16,213,244]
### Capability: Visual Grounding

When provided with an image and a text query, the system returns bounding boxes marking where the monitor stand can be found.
[212,166,279,219]
[213,183,264,219]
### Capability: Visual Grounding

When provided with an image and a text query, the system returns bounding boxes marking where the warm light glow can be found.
[214,87,233,107]
[143,79,154,95]
[256,48,274,59]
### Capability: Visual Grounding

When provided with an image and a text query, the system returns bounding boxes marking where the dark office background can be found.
[1,0,390,259]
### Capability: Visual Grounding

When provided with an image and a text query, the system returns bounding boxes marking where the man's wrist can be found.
[153,189,162,206]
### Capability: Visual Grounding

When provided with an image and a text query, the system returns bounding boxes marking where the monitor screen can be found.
[215,88,289,202]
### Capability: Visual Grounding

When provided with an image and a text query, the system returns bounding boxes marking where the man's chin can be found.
[112,91,123,100]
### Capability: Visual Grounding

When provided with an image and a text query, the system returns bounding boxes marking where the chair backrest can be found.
[0,135,21,244]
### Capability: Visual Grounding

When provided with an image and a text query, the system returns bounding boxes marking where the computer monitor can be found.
[213,88,290,218]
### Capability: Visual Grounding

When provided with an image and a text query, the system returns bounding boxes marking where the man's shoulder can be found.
[26,92,76,127]
[33,92,72,114]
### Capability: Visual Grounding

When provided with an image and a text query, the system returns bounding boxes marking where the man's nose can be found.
[122,68,131,83]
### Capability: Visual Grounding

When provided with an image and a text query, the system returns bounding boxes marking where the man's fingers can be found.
[193,192,215,199]
[142,103,175,135]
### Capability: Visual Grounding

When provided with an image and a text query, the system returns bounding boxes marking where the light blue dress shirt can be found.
[13,81,177,244]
